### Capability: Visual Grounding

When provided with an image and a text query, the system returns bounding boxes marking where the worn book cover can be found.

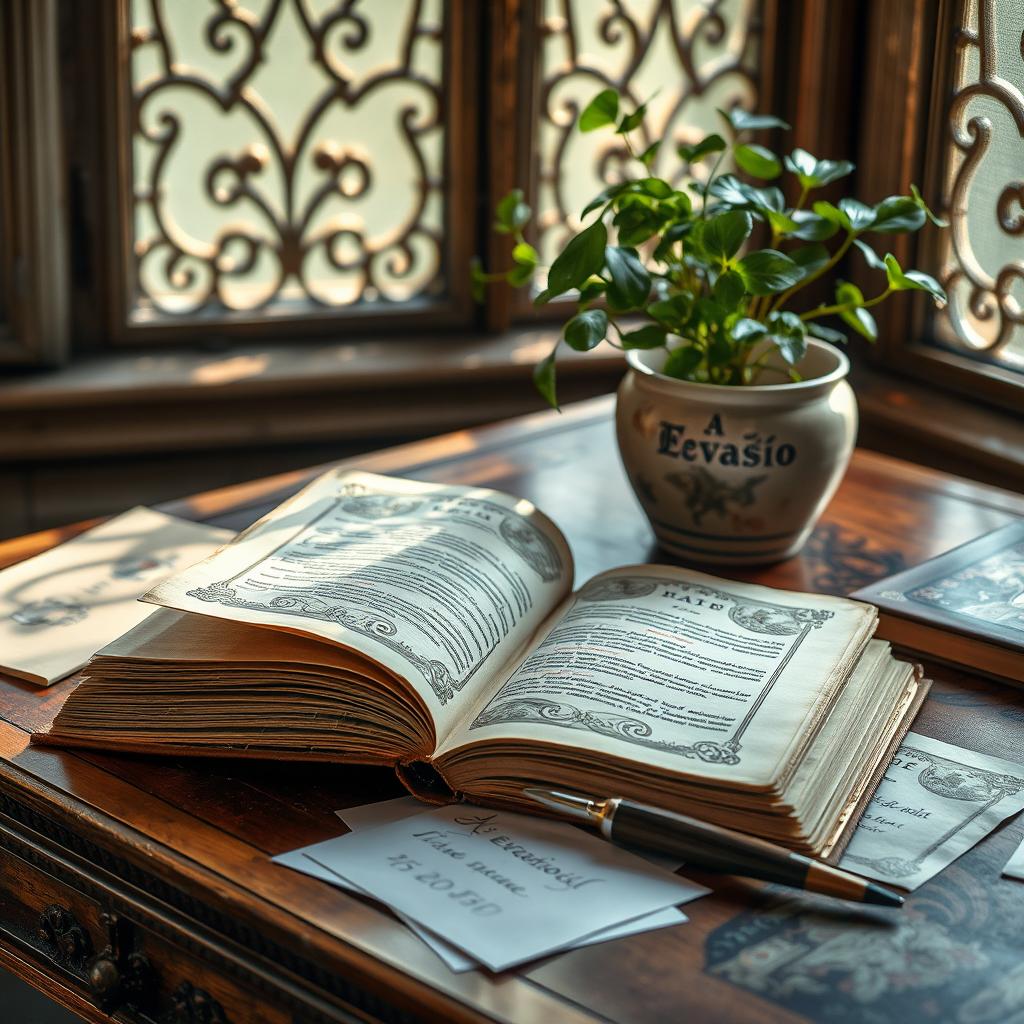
[853,521,1024,685]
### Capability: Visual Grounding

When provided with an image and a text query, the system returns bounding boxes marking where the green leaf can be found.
[853,238,887,271]
[533,350,559,409]
[639,140,661,167]
[784,149,854,189]
[838,198,875,232]
[713,270,746,309]
[695,298,728,325]
[707,333,734,366]
[735,249,804,294]
[789,210,840,241]
[911,184,949,227]
[663,344,703,379]
[871,195,927,233]
[604,246,650,310]
[512,242,538,267]
[884,254,946,302]
[836,281,878,341]
[494,189,531,233]
[613,203,662,247]
[764,209,799,235]
[617,103,647,133]
[731,317,767,344]
[637,177,673,199]
[703,210,754,262]
[621,325,668,349]
[790,243,830,279]
[532,286,555,306]
[469,256,486,302]
[806,322,847,345]
[546,220,608,297]
[564,309,609,351]
[766,310,807,365]
[719,108,791,134]
[812,200,848,229]
[647,294,691,326]
[677,133,726,163]
[734,143,782,179]
[507,262,534,286]
[579,89,619,132]
[581,181,632,219]
[856,237,888,270]
[577,279,606,303]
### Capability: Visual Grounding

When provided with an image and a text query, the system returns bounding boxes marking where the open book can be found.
[36,471,926,857]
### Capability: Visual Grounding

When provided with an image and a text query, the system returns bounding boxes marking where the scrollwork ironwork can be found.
[534,0,763,272]
[935,0,1024,368]
[127,0,445,323]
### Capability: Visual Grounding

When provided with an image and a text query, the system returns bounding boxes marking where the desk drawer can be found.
[0,817,368,1024]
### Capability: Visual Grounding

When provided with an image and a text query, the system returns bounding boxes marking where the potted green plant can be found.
[474,91,948,564]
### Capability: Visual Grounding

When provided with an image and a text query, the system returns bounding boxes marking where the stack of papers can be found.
[274,797,707,971]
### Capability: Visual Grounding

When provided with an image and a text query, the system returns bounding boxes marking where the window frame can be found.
[853,0,1023,414]
[0,0,69,365]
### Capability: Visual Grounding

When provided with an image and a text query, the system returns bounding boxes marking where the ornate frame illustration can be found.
[469,575,835,764]
[185,482,564,705]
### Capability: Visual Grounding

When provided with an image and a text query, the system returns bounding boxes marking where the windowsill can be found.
[0,330,625,460]
[851,364,1024,492]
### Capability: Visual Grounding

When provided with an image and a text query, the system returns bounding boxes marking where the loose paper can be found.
[274,797,692,972]
[304,803,706,971]
[0,508,233,685]
[840,732,1024,890]
[1002,836,1024,881]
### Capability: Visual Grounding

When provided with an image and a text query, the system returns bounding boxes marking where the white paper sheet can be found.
[1002,835,1024,881]
[0,507,232,685]
[334,797,688,970]
[274,797,692,973]
[840,732,1024,890]
[303,804,706,971]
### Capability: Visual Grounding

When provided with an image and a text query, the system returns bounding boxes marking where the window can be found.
[855,0,1024,413]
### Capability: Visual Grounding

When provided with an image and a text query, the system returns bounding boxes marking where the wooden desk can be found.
[1,395,1023,1024]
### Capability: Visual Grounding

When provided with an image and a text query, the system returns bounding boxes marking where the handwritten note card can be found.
[303,803,706,971]
[1003,836,1024,881]
[840,732,1024,890]
[0,508,232,685]
[274,798,691,972]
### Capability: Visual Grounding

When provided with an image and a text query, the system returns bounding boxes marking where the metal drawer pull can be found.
[36,904,92,971]
[86,911,157,1014]
[170,980,229,1023]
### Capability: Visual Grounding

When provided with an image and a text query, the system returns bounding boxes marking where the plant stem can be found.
[701,149,728,220]
[799,287,893,320]
[769,230,856,314]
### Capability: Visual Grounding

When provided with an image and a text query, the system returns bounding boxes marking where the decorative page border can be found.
[468,575,835,764]
[841,745,1024,878]
[185,482,565,706]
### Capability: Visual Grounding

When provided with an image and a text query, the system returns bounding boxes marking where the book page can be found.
[0,508,232,685]
[143,470,573,728]
[439,565,875,788]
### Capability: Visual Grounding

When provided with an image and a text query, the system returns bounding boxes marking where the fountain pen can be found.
[524,788,903,907]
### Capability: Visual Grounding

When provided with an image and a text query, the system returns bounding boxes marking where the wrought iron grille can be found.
[125,0,447,327]
[932,0,1024,375]
[532,0,764,280]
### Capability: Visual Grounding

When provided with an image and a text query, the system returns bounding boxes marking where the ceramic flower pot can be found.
[615,339,857,565]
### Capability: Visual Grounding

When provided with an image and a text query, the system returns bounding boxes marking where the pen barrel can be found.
[609,799,811,889]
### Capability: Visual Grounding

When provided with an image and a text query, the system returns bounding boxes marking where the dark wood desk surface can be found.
[1,395,1023,1024]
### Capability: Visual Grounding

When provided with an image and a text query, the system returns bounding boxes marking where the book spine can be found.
[395,758,460,804]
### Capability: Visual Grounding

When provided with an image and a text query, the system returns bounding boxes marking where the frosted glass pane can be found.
[127,0,445,324]
[933,0,1024,373]
[534,0,762,275]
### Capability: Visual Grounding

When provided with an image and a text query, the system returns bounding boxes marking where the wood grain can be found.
[1,395,1022,1023]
